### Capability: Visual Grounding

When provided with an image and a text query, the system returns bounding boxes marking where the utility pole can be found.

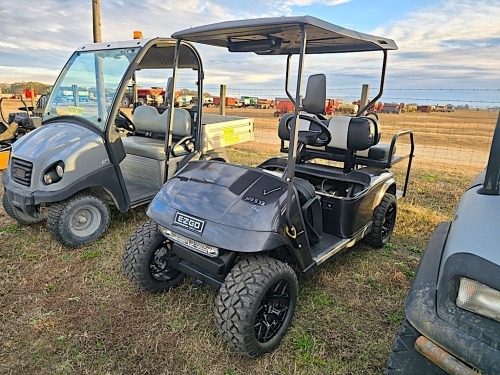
[92,0,102,43]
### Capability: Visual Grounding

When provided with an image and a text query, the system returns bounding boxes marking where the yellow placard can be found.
[67,106,84,115]
[223,128,235,135]
[224,134,240,144]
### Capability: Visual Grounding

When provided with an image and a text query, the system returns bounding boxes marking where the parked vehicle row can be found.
[1,15,493,373]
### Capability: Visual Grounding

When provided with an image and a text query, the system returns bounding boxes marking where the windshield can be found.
[44,47,140,131]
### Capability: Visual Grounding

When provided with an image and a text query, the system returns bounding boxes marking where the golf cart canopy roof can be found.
[76,37,199,69]
[172,16,397,54]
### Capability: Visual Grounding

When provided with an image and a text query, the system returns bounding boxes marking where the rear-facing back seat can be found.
[327,115,395,163]
[121,105,192,160]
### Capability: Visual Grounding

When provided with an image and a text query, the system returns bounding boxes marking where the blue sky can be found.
[1,0,499,106]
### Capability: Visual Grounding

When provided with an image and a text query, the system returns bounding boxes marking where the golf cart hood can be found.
[147,161,290,250]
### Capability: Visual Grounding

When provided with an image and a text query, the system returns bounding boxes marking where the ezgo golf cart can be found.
[2,37,253,246]
[123,16,414,357]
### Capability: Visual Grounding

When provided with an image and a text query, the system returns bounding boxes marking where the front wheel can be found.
[123,220,185,293]
[46,192,110,247]
[214,256,298,357]
[364,192,397,248]
[2,193,44,225]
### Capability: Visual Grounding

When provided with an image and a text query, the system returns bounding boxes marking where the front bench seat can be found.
[122,105,192,160]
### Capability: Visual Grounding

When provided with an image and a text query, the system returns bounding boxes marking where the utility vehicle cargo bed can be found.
[201,114,254,152]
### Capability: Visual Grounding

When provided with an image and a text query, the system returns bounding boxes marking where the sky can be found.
[1,0,500,106]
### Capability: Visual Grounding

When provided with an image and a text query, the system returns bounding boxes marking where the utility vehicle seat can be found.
[122,105,192,160]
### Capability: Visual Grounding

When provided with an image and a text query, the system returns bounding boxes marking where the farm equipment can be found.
[256,98,274,109]
[2,37,254,247]
[0,96,46,170]
[121,87,167,108]
[337,102,359,115]
[213,96,241,108]
[123,16,414,357]
[381,103,401,114]
[387,111,500,374]
[273,97,295,117]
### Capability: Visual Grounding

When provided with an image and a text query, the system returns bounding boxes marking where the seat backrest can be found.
[302,74,326,115]
[278,73,326,142]
[327,116,378,151]
[133,105,191,137]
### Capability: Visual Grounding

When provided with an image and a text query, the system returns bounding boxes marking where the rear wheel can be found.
[214,256,298,357]
[2,193,44,224]
[123,220,185,293]
[364,192,397,248]
[47,192,110,247]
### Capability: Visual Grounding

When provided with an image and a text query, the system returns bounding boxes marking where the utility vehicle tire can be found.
[386,319,447,374]
[122,220,185,293]
[47,192,110,247]
[214,256,298,357]
[2,193,44,225]
[364,192,397,248]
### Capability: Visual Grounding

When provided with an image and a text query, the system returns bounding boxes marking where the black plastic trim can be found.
[3,164,128,212]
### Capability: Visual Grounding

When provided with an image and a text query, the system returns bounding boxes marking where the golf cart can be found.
[2,38,253,246]
[386,111,500,374]
[123,16,414,357]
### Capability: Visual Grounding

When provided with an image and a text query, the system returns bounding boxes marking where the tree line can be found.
[1,82,52,95]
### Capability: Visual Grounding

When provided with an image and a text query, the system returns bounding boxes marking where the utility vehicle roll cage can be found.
[169,15,406,224]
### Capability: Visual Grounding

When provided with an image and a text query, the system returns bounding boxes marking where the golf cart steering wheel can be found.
[286,114,331,147]
[116,110,135,132]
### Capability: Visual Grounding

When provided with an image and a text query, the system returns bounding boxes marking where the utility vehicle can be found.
[386,111,500,374]
[123,16,414,357]
[2,37,253,246]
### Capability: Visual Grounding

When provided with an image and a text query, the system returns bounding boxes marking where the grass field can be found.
[0,100,495,374]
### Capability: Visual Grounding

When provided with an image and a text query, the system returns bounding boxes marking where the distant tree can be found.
[0,82,52,95]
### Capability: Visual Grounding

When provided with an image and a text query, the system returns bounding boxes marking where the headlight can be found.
[43,171,58,185]
[457,277,500,323]
[56,163,64,178]
[43,161,64,185]
[160,226,219,257]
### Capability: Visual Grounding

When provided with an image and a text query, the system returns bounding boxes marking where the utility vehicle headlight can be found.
[44,171,57,185]
[457,278,500,323]
[43,161,64,185]
[56,163,64,178]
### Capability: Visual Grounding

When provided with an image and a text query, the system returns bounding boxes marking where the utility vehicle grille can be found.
[11,157,33,187]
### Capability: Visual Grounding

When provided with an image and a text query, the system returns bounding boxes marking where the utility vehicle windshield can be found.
[44,47,139,131]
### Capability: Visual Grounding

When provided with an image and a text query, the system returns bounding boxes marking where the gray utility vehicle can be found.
[123,16,414,357]
[386,111,500,374]
[2,38,253,247]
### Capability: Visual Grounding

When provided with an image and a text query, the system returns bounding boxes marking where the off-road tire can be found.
[364,192,397,248]
[47,192,110,247]
[123,220,185,293]
[214,256,298,357]
[2,193,44,225]
[386,319,447,374]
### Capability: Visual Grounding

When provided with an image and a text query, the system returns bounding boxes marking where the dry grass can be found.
[0,99,491,374]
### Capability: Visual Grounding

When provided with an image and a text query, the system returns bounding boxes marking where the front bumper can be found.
[405,221,500,374]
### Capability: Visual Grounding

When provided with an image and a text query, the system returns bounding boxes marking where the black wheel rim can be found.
[254,279,291,343]
[149,243,179,282]
[381,203,396,239]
